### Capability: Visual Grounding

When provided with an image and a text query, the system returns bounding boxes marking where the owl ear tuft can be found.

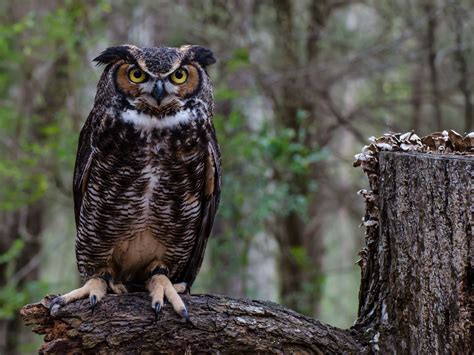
[188,46,216,67]
[93,45,136,66]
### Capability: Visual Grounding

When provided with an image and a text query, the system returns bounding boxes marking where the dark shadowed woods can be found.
[1,1,473,353]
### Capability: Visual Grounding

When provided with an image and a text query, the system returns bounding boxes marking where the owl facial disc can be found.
[93,44,216,128]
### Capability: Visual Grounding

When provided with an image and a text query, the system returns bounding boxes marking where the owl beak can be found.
[152,80,165,105]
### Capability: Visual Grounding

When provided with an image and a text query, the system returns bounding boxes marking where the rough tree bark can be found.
[21,294,365,354]
[353,131,473,353]
[21,131,473,353]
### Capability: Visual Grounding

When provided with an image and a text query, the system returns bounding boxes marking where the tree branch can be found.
[21,293,366,354]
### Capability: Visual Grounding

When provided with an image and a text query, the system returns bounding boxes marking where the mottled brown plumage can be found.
[51,45,220,318]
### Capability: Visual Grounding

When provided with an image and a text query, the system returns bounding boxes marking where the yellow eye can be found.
[128,67,147,83]
[169,68,188,84]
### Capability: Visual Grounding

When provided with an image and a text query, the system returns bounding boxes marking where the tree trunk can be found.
[449,1,473,133]
[423,1,443,130]
[353,131,472,353]
[355,152,472,353]
[21,132,473,353]
[269,0,332,319]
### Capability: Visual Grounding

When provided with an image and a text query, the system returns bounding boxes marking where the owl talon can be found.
[49,296,64,315]
[154,302,162,320]
[49,296,64,309]
[49,277,107,314]
[90,294,97,311]
[147,273,187,319]
[180,307,189,321]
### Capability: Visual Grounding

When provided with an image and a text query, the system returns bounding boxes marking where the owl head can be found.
[93,45,216,128]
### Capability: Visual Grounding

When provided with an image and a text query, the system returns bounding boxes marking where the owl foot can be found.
[110,282,127,294]
[49,277,108,314]
[102,275,127,294]
[147,274,188,320]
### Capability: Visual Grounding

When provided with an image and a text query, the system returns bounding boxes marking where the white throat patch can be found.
[120,109,194,130]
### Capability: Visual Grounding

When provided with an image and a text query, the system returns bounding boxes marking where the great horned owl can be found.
[50,45,221,319]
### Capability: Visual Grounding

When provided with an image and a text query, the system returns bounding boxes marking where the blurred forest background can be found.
[0,0,472,353]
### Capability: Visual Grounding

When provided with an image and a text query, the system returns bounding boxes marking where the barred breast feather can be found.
[73,107,221,287]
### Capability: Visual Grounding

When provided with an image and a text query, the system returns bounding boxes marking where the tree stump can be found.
[21,131,473,354]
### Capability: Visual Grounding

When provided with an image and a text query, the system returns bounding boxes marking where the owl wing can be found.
[177,128,221,287]
[73,112,95,226]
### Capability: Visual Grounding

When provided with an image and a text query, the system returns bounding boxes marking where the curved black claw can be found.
[154,302,162,321]
[49,296,64,315]
[90,294,97,313]
[180,307,189,321]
